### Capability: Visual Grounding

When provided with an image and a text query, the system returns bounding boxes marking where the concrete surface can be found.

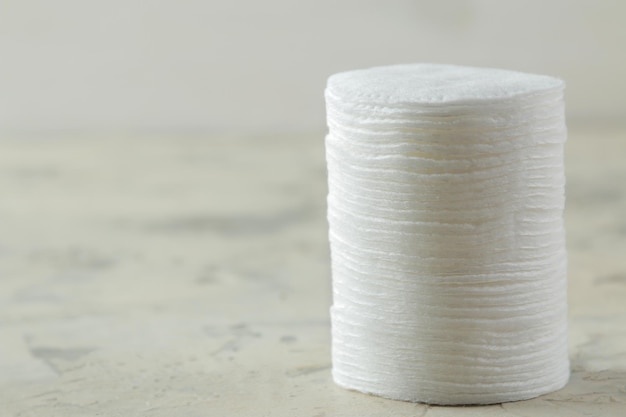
[1,128,625,416]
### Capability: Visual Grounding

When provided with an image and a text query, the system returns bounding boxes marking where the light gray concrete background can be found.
[1,128,626,416]
[0,0,625,135]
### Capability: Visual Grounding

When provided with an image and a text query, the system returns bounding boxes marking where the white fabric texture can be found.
[325,64,569,405]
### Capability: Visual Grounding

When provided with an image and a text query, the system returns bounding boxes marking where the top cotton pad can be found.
[325,64,569,405]
[326,63,564,106]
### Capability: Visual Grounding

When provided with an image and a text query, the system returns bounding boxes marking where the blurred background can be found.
[0,0,625,137]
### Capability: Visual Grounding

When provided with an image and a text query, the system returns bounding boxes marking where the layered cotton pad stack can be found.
[325,64,569,405]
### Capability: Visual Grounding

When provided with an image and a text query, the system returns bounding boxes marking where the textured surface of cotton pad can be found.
[326,63,564,106]
[325,64,569,405]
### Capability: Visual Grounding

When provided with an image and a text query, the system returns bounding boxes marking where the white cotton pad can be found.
[325,64,569,405]
[326,63,564,106]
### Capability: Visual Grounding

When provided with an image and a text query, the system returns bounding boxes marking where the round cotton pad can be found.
[326,63,564,106]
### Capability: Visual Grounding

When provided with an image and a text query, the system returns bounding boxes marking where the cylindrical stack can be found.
[325,64,569,405]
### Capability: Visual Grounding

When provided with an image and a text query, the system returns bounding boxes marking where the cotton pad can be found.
[325,64,569,405]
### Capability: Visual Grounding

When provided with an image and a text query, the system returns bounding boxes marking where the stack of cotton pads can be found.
[325,64,569,405]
